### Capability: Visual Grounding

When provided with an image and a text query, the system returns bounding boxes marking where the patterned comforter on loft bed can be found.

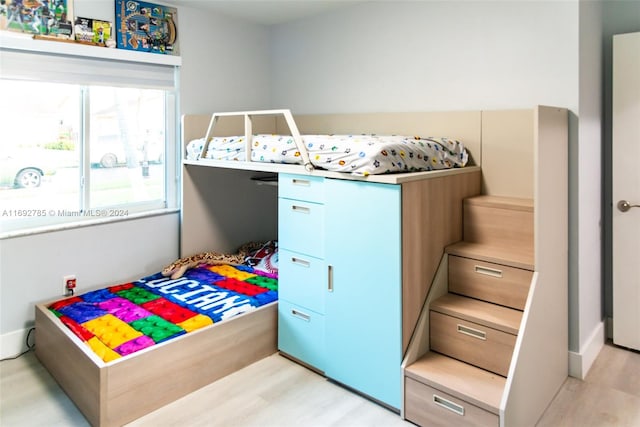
[186,133,469,176]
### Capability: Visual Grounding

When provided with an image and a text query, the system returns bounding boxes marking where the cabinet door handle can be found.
[328,265,333,292]
[291,257,310,267]
[291,205,310,214]
[433,394,465,416]
[292,178,311,187]
[474,265,503,278]
[457,324,487,340]
[291,309,310,322]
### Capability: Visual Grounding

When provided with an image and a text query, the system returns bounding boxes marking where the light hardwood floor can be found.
[1,342,638,426]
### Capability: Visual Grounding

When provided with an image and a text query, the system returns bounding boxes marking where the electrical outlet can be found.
[63,275,77,296]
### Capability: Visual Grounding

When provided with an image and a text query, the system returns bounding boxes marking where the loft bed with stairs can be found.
[181,107,568,426]
[35,107,567,427]
[402,107,568,427]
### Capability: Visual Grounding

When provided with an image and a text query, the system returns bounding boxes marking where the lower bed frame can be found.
[35,300,277,427]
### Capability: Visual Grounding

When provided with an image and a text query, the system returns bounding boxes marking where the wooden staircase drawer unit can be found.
[405,377,498,427]
[449,255,532,310]
[430,311,516,376]
[463,196,533,250]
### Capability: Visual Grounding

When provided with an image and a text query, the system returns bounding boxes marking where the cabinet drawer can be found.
[278,198,324,256]
[430,311,516,377]
[448,255,532,310]
[405,377,498,427]
[279,249,325,314]
[278,300,325,372]
[279,174,324,203]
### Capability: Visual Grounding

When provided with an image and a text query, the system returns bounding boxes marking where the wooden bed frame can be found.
[35,302,276,427]
[34,108,557,426]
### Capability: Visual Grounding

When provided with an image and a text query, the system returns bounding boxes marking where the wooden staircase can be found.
[404,195,534,427]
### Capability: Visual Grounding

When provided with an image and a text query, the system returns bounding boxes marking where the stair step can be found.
[447,253,532,310]
[464,195,533,212]
[463,195,533,255]
[430,294,520,376]
[431,293,522,335]
[447,241,533,270]
[405,351,505,415]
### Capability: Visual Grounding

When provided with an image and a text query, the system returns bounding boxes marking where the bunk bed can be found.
[34,108,567,427]
[181,110,484,412]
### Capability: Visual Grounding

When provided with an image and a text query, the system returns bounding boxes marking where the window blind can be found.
[0,48,176,90]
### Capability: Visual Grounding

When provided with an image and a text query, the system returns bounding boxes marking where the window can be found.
[88,86,166,207]
[0,49,178,235]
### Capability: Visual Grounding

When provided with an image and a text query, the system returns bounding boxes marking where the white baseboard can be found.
[1,327,33,360]
[568,321,605,379]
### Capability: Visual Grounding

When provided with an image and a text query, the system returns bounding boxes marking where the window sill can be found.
[0,31,181,66]
[0,208,180,240]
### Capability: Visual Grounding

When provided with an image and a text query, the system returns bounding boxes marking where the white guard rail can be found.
[201,109,314,172]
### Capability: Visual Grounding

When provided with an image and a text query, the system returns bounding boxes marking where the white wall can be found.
[271,1,579,113]
[569,0,604,379]
[0,2,272,358]
[72,0,114,23]
[0,214,179,356]
[176,5,272,114]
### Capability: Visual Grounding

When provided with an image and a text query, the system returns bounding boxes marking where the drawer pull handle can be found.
[433,394,465,416]
[328,265,334,292]
[291,257,310,267]
[291,205,310,214]
[474,265,503,278]
[292,179,311,187]
[457,324,487,340]
[291,309,310,322]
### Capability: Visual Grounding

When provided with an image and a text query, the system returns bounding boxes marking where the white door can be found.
[612,32,640,351]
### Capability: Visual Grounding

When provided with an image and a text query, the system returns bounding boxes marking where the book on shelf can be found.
[74,16,111,45]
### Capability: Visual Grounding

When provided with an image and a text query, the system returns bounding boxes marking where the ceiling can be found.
[167,1,364,26]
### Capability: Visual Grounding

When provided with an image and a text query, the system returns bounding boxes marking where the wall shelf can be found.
[0,31,181,66]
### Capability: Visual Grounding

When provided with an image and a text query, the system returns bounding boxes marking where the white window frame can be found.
[0,34,180,238]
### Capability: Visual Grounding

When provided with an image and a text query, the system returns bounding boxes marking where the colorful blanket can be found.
[47,264,278,363]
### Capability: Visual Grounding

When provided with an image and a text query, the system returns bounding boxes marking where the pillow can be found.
[245,240,278,275]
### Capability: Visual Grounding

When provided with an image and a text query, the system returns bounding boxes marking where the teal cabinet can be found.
[278,174,402,410]
[324,178,402,410]
[278,249,325,314]
[278,300,325,371]
[278,198,325,258]
[278,174,327,371]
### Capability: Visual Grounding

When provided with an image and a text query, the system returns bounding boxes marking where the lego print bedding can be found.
[46,261,278,363]
[185,134,469,176]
